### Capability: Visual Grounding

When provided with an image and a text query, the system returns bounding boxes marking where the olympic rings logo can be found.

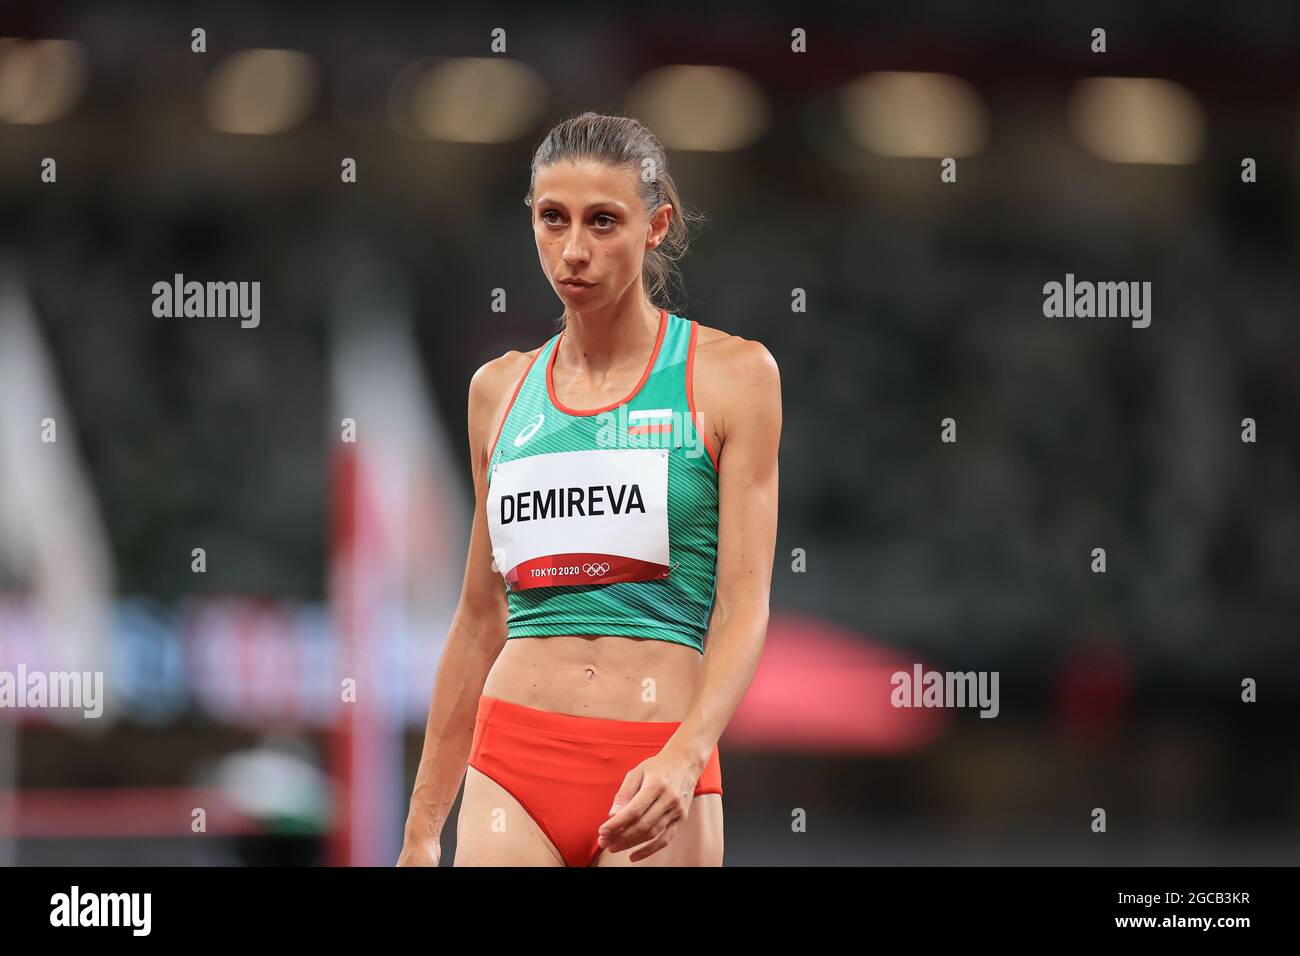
[582,562,611,576]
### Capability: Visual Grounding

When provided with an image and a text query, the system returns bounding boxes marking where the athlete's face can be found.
[531,159,672,312]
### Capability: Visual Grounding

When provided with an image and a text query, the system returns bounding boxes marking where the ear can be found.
[648,203,673,249]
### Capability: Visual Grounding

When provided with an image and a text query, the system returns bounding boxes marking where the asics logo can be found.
[582,562,610,576]
[513,413,544,447]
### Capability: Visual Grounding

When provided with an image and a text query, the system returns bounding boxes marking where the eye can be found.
[593,213,617,229]
[540,209,563,225]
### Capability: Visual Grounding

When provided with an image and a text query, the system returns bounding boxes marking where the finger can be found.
[602,791,679,853]
[600,783,667,845]
[628,820,680,863]
[607,765,644,818]
[626,813,678,860]
[601,776,662,837]
[602,766,650,834]
[603,790,670,858]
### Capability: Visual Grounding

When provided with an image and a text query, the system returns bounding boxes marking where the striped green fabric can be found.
[487,308,720,653]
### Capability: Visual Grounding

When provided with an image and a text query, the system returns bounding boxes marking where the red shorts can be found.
[466,694,723,867]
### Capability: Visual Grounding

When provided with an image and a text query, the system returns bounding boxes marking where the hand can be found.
[597,747,701,862]
[396,835,441,867]
[396,812,442,867]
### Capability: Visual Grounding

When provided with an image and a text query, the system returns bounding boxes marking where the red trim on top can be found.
[487,346,546,465]
[546,307,668,416]
[686,319,721,472]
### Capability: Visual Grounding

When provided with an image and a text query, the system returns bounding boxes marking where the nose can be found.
[561,224,589,267]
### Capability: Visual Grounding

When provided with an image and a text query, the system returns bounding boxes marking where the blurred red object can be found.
[724,610,949,754]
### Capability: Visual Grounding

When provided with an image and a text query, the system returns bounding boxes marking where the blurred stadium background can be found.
[1,1,1298,865]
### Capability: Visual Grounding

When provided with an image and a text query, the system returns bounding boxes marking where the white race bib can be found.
[487,448,670,590]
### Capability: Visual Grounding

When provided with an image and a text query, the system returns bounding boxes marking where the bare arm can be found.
[397,353,526,865]
[597,337,781,858]
[669,338,781,773]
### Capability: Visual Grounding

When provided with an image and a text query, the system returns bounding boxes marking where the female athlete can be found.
[397,111,780,867]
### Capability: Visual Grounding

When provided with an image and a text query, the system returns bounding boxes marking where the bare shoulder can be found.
[692,323,780,397]
[469,346,539,407]
[690,323,780,454]
[468,346,543,466]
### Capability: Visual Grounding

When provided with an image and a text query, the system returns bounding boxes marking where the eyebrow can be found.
[534,198,626,212]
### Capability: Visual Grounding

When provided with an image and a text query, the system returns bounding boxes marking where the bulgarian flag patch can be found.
[628,407,673,436]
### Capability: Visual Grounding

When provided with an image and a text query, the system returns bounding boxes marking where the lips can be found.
[559,278,594,287]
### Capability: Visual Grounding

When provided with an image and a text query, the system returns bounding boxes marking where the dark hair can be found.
[524,112,704,326]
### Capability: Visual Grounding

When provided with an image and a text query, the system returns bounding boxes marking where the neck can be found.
[559,293,661,377]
